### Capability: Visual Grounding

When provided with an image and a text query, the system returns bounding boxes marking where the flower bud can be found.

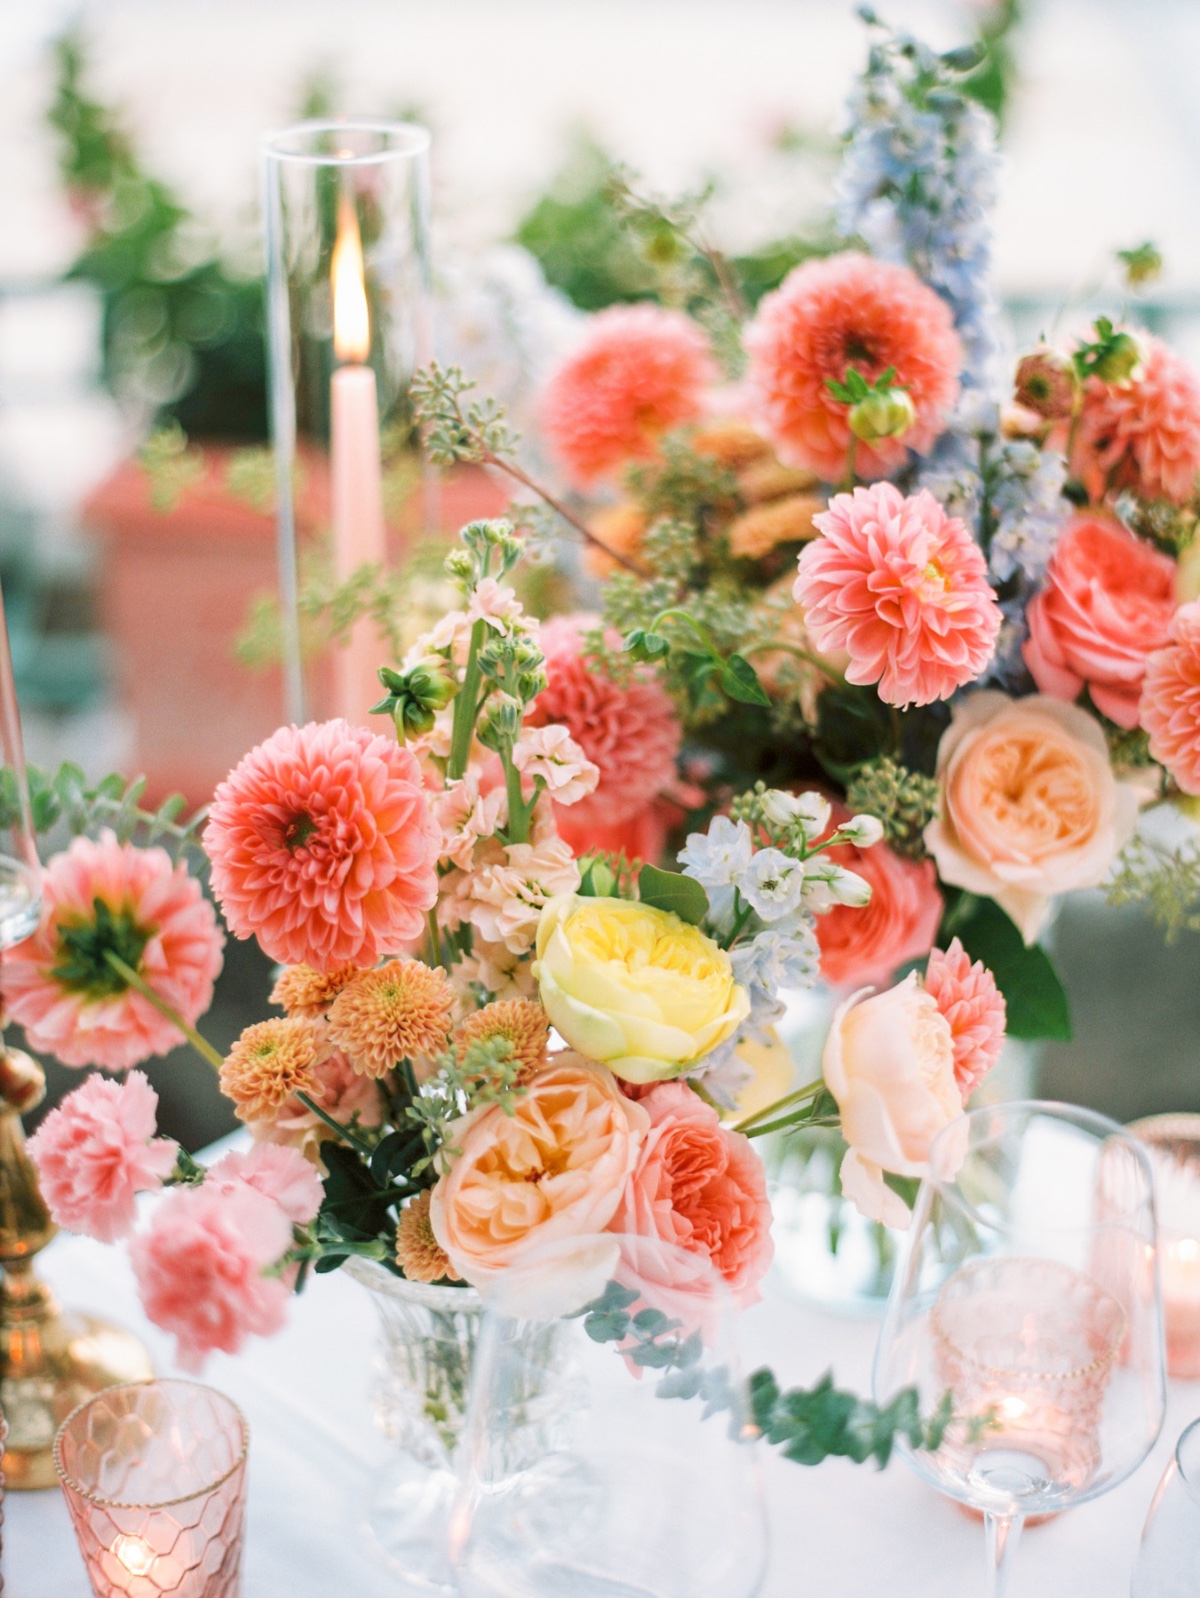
[826,865,872,907]
[444,549,474,581]
[760,789,831,839]
[838,814,885,849]
[1091,330,1143,385]
[371,658,457,742]
[848,386,917,444]
[477,694,523,751]
[1013,347,1078,421]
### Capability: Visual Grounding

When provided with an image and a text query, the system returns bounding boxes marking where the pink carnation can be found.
[528,616,685,854]
[1072,337,1200,506]
[205,720,440,973]
[1140,601,1200,794]
[130,1180,293,1371]
[540,305,716,489]
[3,831,224,1072]
[27,1070,177,1243]
[607,1082,773,1312]
[744,252,962,482]
[924,938,1006,1104]
[796,482,1002,707]
[205,1141,323,1226]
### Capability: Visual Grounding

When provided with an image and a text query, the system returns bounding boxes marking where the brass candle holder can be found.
[0,1047,152,1490]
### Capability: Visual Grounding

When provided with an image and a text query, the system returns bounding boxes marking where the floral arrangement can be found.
[14,503,1005,1468]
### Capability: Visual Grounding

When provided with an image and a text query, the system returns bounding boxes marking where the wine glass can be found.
[1132,1417,1200,1596]
[873,1101,1166,1598]
[0,576,41,946]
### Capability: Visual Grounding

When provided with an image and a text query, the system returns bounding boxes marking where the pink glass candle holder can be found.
[1129,1113,1200,1379]
[53,1381,248,1598]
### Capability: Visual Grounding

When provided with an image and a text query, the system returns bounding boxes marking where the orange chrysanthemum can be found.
[327,960,455,1079]
[745,251,962,482]
[270,964,362,1019]
[456,999,550,1080]
[220,1017,326,1123]
[395,1191,459,1284]
[1072,337,1200,507]
[540,304,716,489]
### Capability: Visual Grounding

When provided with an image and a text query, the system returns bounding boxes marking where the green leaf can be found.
[318,1143,395,1241]
[637,864,710,925]
[942,892,1072,1042]
[718,654,771,708]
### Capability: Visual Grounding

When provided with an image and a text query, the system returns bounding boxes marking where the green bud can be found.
[1117,242,1163,289]
[848,386,917,443]
[1091,331,1142,384]
[370,658,456,742]
[444,549,474,581]
[477,694,523,751]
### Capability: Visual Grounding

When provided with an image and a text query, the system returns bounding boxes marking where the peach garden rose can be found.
[923,692,1139,943]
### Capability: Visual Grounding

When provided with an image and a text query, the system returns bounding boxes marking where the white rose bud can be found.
[838,814,885,849]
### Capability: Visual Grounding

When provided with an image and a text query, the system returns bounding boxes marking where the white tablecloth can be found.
[11,1228,1197,1597]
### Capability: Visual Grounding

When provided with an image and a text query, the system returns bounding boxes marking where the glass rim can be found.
[53,1379,249,1510]
[926,1098,1157,1231]
[260,117,430,166]
[1175,1416,1200,1506]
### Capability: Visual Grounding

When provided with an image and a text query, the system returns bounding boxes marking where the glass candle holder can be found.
[54,1380,249,1598]
[261,119,432,726]
[1129,1113,1200,1378]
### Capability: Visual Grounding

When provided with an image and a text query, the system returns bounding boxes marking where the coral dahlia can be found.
[1140,601,1200,794]
[744,252,962,482]
[795,482,1002,706]
[3,830,224,1072]
[1072,336,1200,506]
[540,305,716,489]
[924,938,1006,1104]
[205,720,440,973]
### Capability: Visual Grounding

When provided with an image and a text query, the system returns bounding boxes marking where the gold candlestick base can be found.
[0,1050,154,1490]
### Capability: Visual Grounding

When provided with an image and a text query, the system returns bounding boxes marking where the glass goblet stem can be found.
[984,1512,1023,1598]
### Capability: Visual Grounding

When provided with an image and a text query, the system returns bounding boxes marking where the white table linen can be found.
[10,1227,1197,1597]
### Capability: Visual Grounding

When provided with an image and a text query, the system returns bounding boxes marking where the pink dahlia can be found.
[205,720,440,973]
[795,482,1002,706]
[527,616,684,852]
[540,305,716,489]
[3,831,224,1072]
[130,1180,293,1371]
[1072,337,1200,506]
[28,1070,178,1243]
[744,252,962,482]
[1140,601,1200,793]
[924,938,1006,1104]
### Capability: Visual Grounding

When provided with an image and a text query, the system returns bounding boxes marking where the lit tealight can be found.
[112,1534,156,1578]
[998,1395,1029,1424]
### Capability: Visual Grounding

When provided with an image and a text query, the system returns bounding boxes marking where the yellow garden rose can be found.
[534,895,750,1084]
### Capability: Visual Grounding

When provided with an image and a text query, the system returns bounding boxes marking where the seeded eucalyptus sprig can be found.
[0,762,208,860]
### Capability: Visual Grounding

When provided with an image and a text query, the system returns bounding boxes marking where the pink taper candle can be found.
[330,194,387,724]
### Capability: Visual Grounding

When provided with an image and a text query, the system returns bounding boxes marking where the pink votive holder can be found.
[53,1380,249,1598]
[1130,1114,1200,1380]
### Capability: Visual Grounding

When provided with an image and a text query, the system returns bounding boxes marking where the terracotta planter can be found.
[82,449,508,806]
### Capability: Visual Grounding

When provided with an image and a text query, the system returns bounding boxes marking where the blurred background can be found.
[3,0,1198,1145]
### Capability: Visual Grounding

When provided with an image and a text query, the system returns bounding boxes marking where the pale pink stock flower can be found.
[402,609,474,670]
[205,720,441,973]
[130,1181,293,1371]
[1140,601,1200,795]
[205,1141,324,1226]
[433,775,508,869]
[3,831,224,1072]
[513,724,600,808]
[448,939,538,1009]
[28,1070,178,1243]
[923,939,1007,1104]
[440,824,580,955]
[795,482,1002,707]
[466,579,524,632]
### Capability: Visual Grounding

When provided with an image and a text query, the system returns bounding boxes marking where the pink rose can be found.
[1023,515,1176,729]
[815,828,943,990]
[822,973,964,1229]
[607,1082,773,1314]
[130,1181,294,1371]
[206,1142,324,1226]
[924,692,1139,943]
[28,1071,178,1243]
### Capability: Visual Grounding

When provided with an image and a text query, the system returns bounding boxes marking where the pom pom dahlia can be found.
[3,830,224,1072]
[455,997,550,1080]
[28,1070,178,1243]
[269,963,362,1019]
[540,305,716,489]
[396,1190,459,1284]
[1140,601,1200,794]
[1072,337,1200,506]
[795,482,1002,707]
[744,252,962,482]
[220,1016,327,1123]
[205,719,440,973]
[327,959,455,1080]
[924,938,1006,1104]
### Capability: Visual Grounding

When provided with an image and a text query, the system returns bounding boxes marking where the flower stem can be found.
[742,640,848,688]
[293,1091,377,1159]
[730,1075,827,1134]
[104,951,225,1072]
[426,909,443,970]
[447,620,486,781]
[500,745,531,845]
[839,436,858,494]
[482,450,645,576]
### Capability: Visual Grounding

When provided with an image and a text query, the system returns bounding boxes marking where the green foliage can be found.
[959,0,1023,128]
[0,761,206,857]
[844,757,941,859]
[637,864,710,925]
[748,1368,952,1468]
[1107,834,1200,943]
[139,422,205,512]
[411,363,519,469]
[941,891,1072,1041]
[50,897,151,998]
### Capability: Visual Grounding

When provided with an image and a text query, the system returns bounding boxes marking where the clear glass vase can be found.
[345,1258,569,1593]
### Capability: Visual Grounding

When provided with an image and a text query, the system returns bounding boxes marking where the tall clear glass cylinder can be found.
[0,578,41,947]
[261,120,433,725]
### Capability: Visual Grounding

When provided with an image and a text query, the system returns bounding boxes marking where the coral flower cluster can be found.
[1072,336,1200,506]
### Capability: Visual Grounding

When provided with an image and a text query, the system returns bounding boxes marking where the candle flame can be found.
[998,1395,1028,1423]
[113,1534,156,1577]
[332,195,370,364]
